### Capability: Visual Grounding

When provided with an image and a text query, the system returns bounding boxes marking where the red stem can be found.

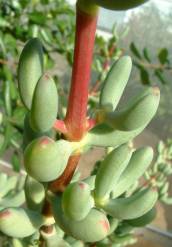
[64,6,98,141]
[49,154,81,193]
[86,118,96,131]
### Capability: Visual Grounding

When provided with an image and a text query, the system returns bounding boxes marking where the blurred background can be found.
[0,0,172,246]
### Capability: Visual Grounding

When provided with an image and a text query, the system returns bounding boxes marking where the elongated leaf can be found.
[130,42,142,59]
[158,48,168,65]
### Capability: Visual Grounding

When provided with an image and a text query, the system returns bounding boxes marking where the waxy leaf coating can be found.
[51,196,110,243]
[0,191,25,208]
[18,38,43,109]
[0,208,44,238]
[102,188,158,219]
[23,113,53,150]
[30,74,58,132]
[100,56,132,111]
[62,181,93,221]
[105,87,160,131]
[112,146,154,198]
[94,144,132,203]
[126,207,156,227]
[24,137,72,182]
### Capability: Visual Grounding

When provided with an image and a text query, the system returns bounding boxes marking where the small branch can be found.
[89,79,101,94]
[136,60,172,71]
[89,59,110,94]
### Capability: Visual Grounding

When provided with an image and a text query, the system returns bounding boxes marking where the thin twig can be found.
[136,60,172,71]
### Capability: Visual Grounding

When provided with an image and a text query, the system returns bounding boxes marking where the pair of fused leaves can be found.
[86,56,160,148]
[94,144,157,220]
[18,39,72,183]
[51,195,110,243]
[18,38,58,133]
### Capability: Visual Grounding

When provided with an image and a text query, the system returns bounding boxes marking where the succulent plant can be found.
[0,0,163,246]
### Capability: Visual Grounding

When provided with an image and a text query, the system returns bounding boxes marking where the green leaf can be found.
[29,12,47,25]
[140,67,151,85]
[130,42,142,59]
[143,48,151,62]
[11,152,20,172]
[158,48,168,65]
[154,70,167,84]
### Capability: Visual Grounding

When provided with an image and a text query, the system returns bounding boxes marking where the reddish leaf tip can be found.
[0,210,11,219]
[99,219,110,232]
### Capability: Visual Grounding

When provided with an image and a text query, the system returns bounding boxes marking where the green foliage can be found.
[158,48,169,65]
[0,0,75,165]
[130,42,171,86]
[144,139,172,205]
[0,0,129,166]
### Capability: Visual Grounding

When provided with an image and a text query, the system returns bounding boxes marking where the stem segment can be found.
[49,154,81,192]
[64,4,98,141]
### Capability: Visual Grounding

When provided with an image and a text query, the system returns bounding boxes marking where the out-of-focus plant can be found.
[144,139,172,205]
[130,42,172,86]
